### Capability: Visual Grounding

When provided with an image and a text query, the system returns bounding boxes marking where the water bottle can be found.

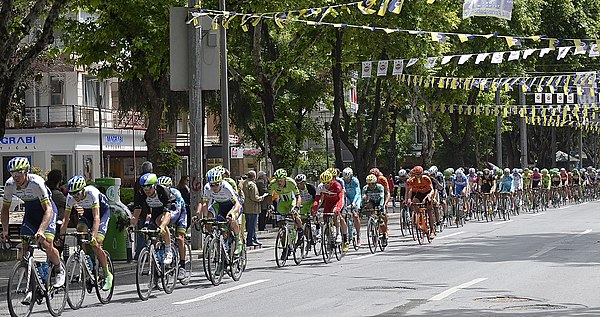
[85,255,94,271]
[38,262,49,282]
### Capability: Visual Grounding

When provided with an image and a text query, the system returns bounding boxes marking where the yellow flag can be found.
[358,0,377,14]
[427,0,435,3]
[378,0,391,16]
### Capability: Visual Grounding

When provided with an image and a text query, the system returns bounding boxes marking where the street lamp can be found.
[324,121,330,168]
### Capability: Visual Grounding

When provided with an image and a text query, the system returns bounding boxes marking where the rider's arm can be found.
[334,185,345,212]
[91,205,101,239]
[1,204,9,239]
[60,196,75,236]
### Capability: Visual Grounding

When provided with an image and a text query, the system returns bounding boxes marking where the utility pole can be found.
[519,90,528,168]
[219,0,230,170]
[97,80,104,177]
[579,127,583,168]
[189,0,204,250]
[495,90,502,167]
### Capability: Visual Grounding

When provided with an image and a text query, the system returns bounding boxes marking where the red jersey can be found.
[312,180,344,213]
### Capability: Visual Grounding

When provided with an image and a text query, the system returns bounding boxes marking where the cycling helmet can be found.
[572,168,579,173]
[483,168,490,175]
[541,168,549,175]
[320,171,334,183]
[456,169,465,177]
[206,169,223,184]
[366,174,377,184]
[580,168,585,174]
[443,168,454,176]
[342,167,353,180]
[7,157,30,172]
[369,167,381,176]
[274,168,287,180]
[468,168,476,175]
[560,168,566,172]
[411,166,424,175]
[429,166,439,175]
[495,168,502,176]
[398,169,407,177]
[157,176,173,187]
[523,168,530,173]
[518,169,523,173]
[503,168,510,174]
[533,167,539,173]
[139,173,158,186]
[295,174,307,183]
[67,175,86,194]
[512,168,519,174]
[437,171,444,178]
[477,171,483,177]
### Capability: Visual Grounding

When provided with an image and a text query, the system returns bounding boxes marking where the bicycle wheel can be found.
[135,247,153,301]
[293,231,305,265]
[179,241,192,285]
[334,239,343,261]
[230,242,245,281]
[7,260,35,317]
[302,224,312,258]
[162,245,178,294]
[207,237,224,286]
[95,251,114,304]
[274,228,288,268]
[313,225,322,257]
[321,225,333,264]
[367,219,378,254]
[65,252,85,310]
[45,261,67,317]
[202,234,212,282]
[399,207,406,237]
[414,214,423,245]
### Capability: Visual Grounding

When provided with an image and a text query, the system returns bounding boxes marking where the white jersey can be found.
[202,181,238,204]
[3,174,55,226]
[65,185,109,216]
[512,173,523,190]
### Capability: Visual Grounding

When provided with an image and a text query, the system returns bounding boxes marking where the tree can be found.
[0,0,68,139]
[61,0,187,167]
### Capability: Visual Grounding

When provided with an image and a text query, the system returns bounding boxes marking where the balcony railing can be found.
[8,105,147,130]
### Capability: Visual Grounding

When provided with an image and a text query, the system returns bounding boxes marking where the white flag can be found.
[392,60,404,75]
[377,60,389,76]
[425,57,437,69]
[557,47,571,60]
[590,44,599,57]
[567,93,575,103]
[539,48,551,57]
[406,58,419,67]
[458,54,472,65]
[523,49,536,59]
[491,52,504,64]
[534,93,542,103]
[441,56,454,65]
[556,93,564,103]
[508,51,520,61]
[361,61,372,78]
[475,53,489,64]
[544,93,552,104]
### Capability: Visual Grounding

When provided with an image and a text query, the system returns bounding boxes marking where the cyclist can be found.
[451,168,469,215]
[531,168,543,189]
[269,169,303,247]
[406,166,435,240]
[427,167,442,227]
[295,173,318,243]
[550,168,561,204]
[512,169,523,211]
[312,171,345,245]
[131,173,177,263]
[342,167,362,247]
[541,168,551,205]
[157,176,188,280]
[571,168,582,202]
[498,168,514,210]
[58,176,113,290]
[559,168,569,200]
[361,174,387,241]
[434,171,447,226]
[397,169,409,201]
[370,168,390,235]
[479,168,495,214]
[467,168,479,193]
[1,157,65,297]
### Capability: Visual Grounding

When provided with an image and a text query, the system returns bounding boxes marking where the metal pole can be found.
[579,127,583,168]
[189,0,204,250]
[219,0,230,170]
[495,90,503,167]
[551,126,556,167]
[325,123,330,168]
[519,90,528,168]
[97,80,104,177]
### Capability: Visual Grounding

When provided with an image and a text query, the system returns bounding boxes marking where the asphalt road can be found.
[2,201,600,316]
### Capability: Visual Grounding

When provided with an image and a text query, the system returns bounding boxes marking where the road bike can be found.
[321,211,343,263]
[203,218,247,286]
[411,202,432,245]
[362,206,387,254]
[302,214,321,257]
[343,205,360,253]
[274,212,304,267]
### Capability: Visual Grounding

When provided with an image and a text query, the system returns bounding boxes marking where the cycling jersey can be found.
[551,174,561,187]
[3,173,58,238]
[512,173,523,191]
[202,180,238,220]
[541,174,551,189]
[531,172,542,188]
[467,174,478,191]
[560,171,569,186]
[480,174,494,193]
[377,176,389,195]
[269,177,300,214]
[298,183,316,216]
[572,174,581,185]
[452,175,468,196]
[397,177,408,198]
[344,177,362,209]
[498,175,514,193]
[523,172,532,188]
[313,181,344,214]
[362,184,385,209]
[169,187,187,233]
[136,184,176,223]
[66,185,110,238]
[407,175,433,194]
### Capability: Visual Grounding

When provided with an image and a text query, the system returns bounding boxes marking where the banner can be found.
[463,0,513,20]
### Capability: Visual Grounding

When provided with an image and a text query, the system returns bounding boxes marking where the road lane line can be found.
[530,229,591,258]
[354,253,379,260]
[493,219,513,225]
[173,279,270,305]
[429,278,487,301]
[578,229,592,235]
[435,231,465,240]
[531,212,546,217]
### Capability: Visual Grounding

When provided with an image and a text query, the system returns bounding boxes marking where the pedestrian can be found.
[176,175,191,228]
[133,161,153,259]
[46,170,69,257]
[388,173,396,201]
[256,171,270,231]
[241,171,267,246]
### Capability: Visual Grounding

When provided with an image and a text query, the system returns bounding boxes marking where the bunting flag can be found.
[388,0,404,14]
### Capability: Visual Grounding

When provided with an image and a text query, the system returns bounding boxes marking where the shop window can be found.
[51,155,71,183]
[50,76,64,106]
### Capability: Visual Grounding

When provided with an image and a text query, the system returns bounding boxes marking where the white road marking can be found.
[493,219,513,225]
[435,231,465,240]
[530,229,591,258]
[531,212,546,217]
[578,229,592,235]
[172,279,270,305]
[354,253,379,260]
[429,278,488,301]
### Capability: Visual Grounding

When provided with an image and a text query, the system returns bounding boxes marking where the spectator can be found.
[177,175,191,227]
[388,173,396,200]
[46,170,66,222]
[256,171,270,231]
[134,161,153,259]
[241,171,267,246]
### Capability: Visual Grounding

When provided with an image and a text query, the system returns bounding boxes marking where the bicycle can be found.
[481,193,495,222]
[321,211,342,263]
[343,205,360,253]
[129,227,178,300]
[203,218,247,286]
[411,202,432,245]
[170,226,192,286]
[496,192,512,221]
[274,212,304,267]
[362,206,387,254]
[62,231,114,310]
[449,195,465,227]
[6,235,67,317]
[301,214,322,257]
[193,216,218,283]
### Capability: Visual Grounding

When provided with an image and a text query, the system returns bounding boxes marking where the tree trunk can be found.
[141,74,165,171]
[331,28,345,169]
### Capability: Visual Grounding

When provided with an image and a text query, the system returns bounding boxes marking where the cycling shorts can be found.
[21,201,58,240]
[169,205,188,234]
[481,183,492,194]
[78,208,111,239]
[411,191,431,204]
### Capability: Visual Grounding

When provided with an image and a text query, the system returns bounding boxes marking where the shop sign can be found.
[0,136,37,151]
[105,135,124,144]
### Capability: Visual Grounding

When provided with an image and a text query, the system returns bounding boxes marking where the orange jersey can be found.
[406,175,433,194]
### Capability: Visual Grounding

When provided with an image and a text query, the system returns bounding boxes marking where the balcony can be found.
[7,105,147,130]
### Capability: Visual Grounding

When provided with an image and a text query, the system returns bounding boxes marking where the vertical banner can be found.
[392,60,404,75]
[377,60,389,76]
[362,61,372,78]
[534,93,542,103]
[544,93,552,104]
[556,93,564,103]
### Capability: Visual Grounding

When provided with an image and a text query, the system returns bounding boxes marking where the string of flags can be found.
[358,45,598,78]
[396,73,598,94]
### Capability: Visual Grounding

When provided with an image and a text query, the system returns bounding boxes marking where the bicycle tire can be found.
[321,225,333,264]
[207,237,224,286]
[334,239,343,261]
[367,219,378,254]
[94,251,114,304]
[313,226,322,257]
[135,248,153,301]
[65,252,85,310]
[46,261,67,317]
[303,223,312,258]
[162,245,178,294]
[7,260,35,317]
[399,207,406,237]
[202,234,212,282]
[230,242,245,281]
[179,241,193,285]
[293,232,305,265]
[275,228,288,268]
[414,214,423,245]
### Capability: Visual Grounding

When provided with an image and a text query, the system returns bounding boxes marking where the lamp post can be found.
[324,122,330,168]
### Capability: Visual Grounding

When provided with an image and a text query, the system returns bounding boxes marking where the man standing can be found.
[256,171,270,231]
[241,171,267,246]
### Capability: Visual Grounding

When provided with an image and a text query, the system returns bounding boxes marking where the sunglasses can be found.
[70,189,85,197]
[209,183,220,188]
[10,170,26,177]
[142,184,154,190]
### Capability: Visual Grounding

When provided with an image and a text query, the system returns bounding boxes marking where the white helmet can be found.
[398,169,407,177]
[342,167,353,180]
[468,167,476,175]
[429,165,438,175]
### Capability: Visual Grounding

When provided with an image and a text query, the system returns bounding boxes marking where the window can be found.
[84,76,107,108]
[50,76,64,105]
